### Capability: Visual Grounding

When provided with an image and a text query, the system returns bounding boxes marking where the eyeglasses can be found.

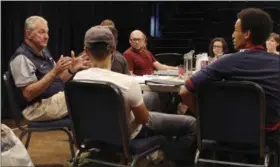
[213,45,223,49]
[130,38,144,42]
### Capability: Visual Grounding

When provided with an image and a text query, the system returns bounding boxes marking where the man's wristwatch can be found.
[68,68,76,75]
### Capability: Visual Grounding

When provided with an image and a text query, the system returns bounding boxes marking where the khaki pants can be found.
[22,91,68,121]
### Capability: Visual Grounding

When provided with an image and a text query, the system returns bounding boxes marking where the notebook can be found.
[153,70,179,76]
[145,79,184,86]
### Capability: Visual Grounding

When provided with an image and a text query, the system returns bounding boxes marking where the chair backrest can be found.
[196,81,266,157]
[64,80,130,157]
[154,53,183,66]
[3,71,24,122]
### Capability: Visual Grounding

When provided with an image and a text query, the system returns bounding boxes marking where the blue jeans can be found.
[143,91,177,113]
[143,92,161,112]
[136,112,196,161]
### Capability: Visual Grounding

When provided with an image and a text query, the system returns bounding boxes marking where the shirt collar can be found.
[239,45,265,52]
[22,42,48,59]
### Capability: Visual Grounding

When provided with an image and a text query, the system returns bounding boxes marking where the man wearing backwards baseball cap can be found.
[73,26,196,164]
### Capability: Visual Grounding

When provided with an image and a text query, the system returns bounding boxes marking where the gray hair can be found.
[24,16,48,32]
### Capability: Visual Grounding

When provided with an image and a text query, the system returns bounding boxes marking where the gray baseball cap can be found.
[84,26,115,48]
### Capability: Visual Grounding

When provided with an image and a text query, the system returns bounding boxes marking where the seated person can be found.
[123,30,178,76]
[106,26,130,75]
[266,32,280,55]
[208,37,229,63]
[74,26,196,165]
[9,16,89,121]
[123,30,180,112]
[180,8,280,141]
[79,25,129,75]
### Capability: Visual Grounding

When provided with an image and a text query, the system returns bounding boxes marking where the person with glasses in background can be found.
[123,30,180,113]
[123,30,178,76]
[208,37,229,63]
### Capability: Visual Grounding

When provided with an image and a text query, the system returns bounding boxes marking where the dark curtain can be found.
[1,1,153,119]
[2,1,279,119]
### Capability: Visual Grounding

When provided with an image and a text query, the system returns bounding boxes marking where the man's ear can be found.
[143,34,147,42]
[84,47,90,56]
[111,46,116,54]
[244,30,251,40]
[25,30,32,39]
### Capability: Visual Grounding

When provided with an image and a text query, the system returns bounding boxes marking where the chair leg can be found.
[119,154,128,165]
[272,152,277,167]
[130,158,139,167]
[194,149,200,167]
[61,128,75,160]
[274,152,279,167]
[213,151,218,167]
[264,153,270,167]
[73,150,82,167]
[19,131,28,141]
[25,132,32,149]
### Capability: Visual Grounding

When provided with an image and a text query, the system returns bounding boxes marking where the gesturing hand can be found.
[53,55,72,75]
[69,50,90,73]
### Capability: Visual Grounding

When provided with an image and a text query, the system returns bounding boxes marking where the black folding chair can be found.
[3,71,75,160]
[154,53,183,66]
[194,81,278,167]
[64,80,166,167]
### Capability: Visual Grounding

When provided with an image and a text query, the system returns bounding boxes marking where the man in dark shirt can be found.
[111,50,130,75]
[9,16,89,121]
[100,20,130,75]
[106,26,130,75]
[180,8,280,128]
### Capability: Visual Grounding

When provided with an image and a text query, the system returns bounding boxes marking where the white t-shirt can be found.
[73,68,144,139]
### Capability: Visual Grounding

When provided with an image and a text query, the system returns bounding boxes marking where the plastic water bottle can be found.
[200,53,209,68]
[183,50,194,79]
[196,53,209,71]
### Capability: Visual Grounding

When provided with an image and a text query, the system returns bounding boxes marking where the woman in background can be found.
[266,32,280,55]
[208,37,228,63]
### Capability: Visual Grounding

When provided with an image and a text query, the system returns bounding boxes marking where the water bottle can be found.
[200,53,209,68]
[196,53,209,71]
[183,50,194,79]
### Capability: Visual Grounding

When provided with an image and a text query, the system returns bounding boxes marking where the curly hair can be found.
[237,8,273,45]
